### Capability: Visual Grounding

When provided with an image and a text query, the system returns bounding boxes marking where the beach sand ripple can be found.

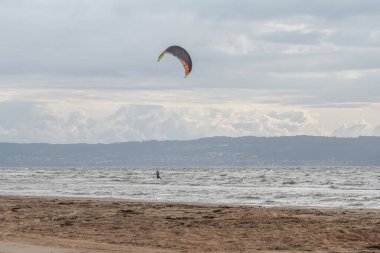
[0,196,379,252]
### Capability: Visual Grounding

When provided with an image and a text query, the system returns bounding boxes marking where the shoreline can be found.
[1,195,379,252]
[2,194,379,210]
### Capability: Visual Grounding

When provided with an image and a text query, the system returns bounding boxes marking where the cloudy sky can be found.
[0,0,379,143]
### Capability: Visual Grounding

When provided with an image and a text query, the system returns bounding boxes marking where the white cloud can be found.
[90,105,322,141]
[373,125,380,136]
[0,101,324,143]
[332,120,372,137]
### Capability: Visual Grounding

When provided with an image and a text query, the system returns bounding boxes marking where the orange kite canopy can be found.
[158,45,192,77]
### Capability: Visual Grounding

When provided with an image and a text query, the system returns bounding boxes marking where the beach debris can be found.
[366,243,380,249]
[119,209,140,216]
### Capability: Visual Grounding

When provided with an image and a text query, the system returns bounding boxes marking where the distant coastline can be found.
[0,136,380,167]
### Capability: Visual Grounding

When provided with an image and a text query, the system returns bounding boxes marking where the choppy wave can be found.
[0,167,379,208]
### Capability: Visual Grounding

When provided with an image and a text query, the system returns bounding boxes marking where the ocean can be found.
[0,167,379,208]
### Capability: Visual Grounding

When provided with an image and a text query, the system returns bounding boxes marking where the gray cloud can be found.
[131,1,380,20]
[0,1,379,142]
[0,1,379,85]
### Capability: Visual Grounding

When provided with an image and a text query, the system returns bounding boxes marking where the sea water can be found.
[0,167,379,208]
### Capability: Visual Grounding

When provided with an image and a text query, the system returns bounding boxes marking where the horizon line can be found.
[0,135,379,145]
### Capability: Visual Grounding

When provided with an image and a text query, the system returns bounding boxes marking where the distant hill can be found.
[0,136,380,167]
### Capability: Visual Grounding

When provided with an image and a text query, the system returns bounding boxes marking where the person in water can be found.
[156,170,162,180]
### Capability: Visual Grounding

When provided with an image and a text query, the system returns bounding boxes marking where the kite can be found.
[158,45,192,77]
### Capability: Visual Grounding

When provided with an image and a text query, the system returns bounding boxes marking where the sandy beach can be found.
[0,196,379,253]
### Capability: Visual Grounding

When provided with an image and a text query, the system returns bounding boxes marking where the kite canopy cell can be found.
[158,45,192,77]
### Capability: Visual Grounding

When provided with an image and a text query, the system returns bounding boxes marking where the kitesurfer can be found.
[156,170,162,180]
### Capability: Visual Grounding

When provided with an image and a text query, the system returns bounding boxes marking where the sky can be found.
[0,0,379,143]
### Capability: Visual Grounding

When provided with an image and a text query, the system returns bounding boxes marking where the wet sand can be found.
[0,196,379,252]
